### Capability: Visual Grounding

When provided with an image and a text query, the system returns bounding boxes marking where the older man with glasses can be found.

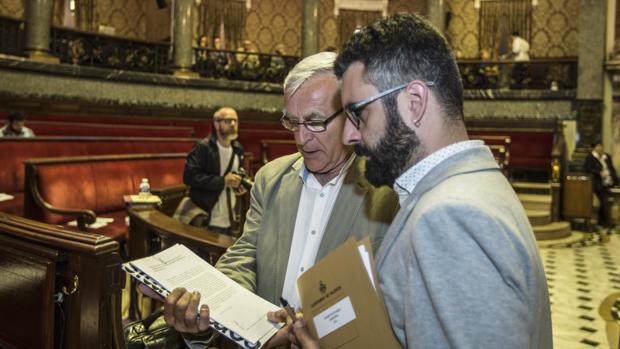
[159,52,399,348]
[291,13,552,349]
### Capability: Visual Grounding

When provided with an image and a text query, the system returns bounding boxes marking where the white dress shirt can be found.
[209,142,240,228]
[281,155,355,309]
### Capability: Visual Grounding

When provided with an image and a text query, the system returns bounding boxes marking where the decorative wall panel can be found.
[319,0,426,52]
[446,0,578,58]
[244,0,302,55]
[96,0,146,40]
[0,0,24,19]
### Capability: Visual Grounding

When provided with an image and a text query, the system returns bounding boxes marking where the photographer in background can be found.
[176,107,246,236]
[584,141,619,228]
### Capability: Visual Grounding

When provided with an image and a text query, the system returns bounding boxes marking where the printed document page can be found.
[130,244,280,345]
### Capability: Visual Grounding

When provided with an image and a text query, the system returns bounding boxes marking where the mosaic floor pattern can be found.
[540,231,620,349]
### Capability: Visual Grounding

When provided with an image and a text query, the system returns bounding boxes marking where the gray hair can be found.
[283,51,337,99]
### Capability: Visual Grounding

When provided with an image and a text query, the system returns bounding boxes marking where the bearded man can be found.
[182,107,245,236]
[293,13,552,349]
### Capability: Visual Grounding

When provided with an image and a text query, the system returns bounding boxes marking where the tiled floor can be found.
[539,231,620,349]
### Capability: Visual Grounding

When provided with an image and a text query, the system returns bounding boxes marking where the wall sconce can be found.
[69,0,76,12]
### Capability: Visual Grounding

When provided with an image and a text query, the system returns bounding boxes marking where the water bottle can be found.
[139,178,150,198]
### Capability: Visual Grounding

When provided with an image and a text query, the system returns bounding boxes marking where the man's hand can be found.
[290,317,321,349]
[224,172,242,188]
[163,288,210,333]
[263,309,292,348]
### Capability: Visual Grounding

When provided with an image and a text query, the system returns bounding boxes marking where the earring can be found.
[414,119,421,127]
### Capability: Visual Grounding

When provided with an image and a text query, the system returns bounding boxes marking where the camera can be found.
[232,170,254,190]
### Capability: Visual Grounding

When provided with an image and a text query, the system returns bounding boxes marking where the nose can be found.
[295,124,314,144]
[342,117,361,146]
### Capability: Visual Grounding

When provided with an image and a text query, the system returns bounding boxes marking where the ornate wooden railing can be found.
[49,26,171,74]
[458,57,578,90]
[0,15,577,89]
[0,15,24,56]
[193,48,300,83]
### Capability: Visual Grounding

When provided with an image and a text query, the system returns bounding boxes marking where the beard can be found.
[217,128,238,142]
[354,97,421,187]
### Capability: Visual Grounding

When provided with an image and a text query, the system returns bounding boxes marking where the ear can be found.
[400,80,429,129]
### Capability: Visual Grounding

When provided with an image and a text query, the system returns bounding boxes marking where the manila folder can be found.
[297,238,402,349]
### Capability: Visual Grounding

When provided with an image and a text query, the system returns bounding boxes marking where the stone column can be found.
[427,0,445,33]
[172,0,198,77]
[575,0,605,149]
[301,0,320,57]
[23,0,59,63]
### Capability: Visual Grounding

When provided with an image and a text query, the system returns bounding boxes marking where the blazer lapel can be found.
[317,156,367,259]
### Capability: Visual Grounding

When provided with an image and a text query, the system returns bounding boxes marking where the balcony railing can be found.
[0,15,577,90]
[49,26,171,74]
[0,15,24,56]
[193,48,299,83]
[458,58,577,90]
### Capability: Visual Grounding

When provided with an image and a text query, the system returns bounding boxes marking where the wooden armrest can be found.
[151,184,189,216]
[127,207,235,264]
[27,173,96,230]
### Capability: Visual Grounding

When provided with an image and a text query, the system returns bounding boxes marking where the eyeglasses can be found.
[344,81,435,129]
[215,118,238,125]
[280,108,343,132]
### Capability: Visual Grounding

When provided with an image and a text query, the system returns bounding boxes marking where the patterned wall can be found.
[0,0,24,19]
[445,0,578,58]
[244,0,302,55]
[317,0,426,52]
[96,0,146,40]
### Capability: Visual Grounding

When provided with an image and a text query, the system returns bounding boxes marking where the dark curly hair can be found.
[335,12,463,121]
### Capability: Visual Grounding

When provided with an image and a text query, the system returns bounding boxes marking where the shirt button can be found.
[311,230,316,235]
[300,267,304,272]
[320,193,325,198]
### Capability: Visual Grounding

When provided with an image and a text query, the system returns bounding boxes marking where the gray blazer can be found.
[216,153,399,304]
[377,146,552,349]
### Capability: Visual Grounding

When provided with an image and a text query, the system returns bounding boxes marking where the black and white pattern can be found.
[540,232,620,348]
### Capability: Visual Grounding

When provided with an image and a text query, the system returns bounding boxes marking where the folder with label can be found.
[296,238,402,349]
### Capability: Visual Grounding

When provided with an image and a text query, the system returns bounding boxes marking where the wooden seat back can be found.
[24,153,186,238]
[0,213,125,349]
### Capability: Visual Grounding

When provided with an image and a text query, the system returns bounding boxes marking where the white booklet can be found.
[123,244,281,349]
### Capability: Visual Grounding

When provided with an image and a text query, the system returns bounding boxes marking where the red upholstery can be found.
[0,193,23,216]
[89,211,130,241]
[0,112,216,137]
[28,120,195,138]
[260,140,298,163]
[469,130,554,171]
[31,156,186,229]
[238,128,294,170]
[0,137,195,216]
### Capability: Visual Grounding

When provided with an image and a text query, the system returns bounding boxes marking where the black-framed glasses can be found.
[344,81,435,129]
[280,108,343,132]
[215,118,238,125]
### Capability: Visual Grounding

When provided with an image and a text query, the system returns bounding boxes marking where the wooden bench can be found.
[260,139,298,164]
[467,117,562,181]
[0,212,125,348]
[28,120,195,138]
[24,153,187,241]
[470,134,511,169]
[0,136,196,217]
[237,128,294,172]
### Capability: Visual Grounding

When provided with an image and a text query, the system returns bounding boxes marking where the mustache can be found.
[353,144,372,157]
